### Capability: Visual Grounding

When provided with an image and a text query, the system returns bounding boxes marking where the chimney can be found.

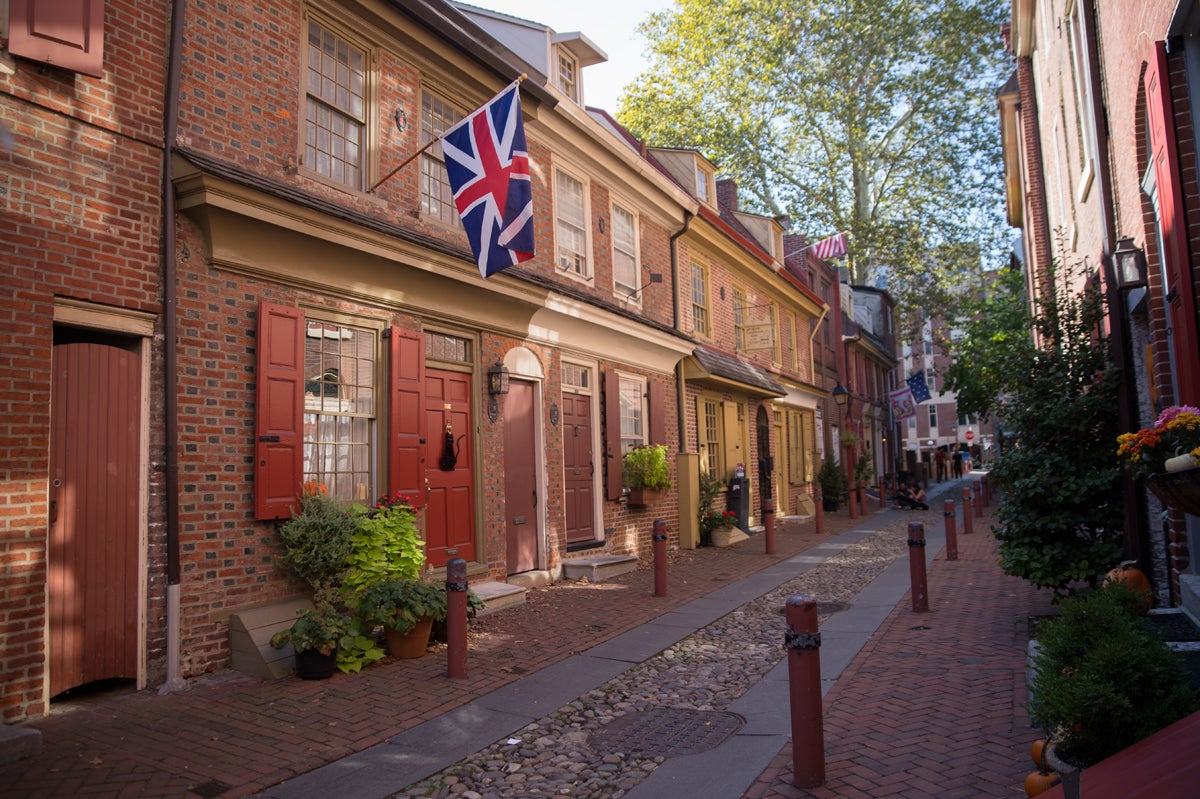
[715,178,738,212]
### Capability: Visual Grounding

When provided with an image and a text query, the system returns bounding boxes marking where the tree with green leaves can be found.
[989,258,1123,595]
[618,0,1008,332]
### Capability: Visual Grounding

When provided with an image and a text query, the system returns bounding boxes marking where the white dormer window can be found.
[696,164,710,203]
[557,49,579,103]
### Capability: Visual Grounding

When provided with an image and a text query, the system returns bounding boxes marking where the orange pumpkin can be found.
[1024,769,1060,797]
[1105,560,1152,614]
[1029,738,1047,769]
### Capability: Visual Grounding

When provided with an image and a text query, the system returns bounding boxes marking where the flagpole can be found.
[369,74,527,194]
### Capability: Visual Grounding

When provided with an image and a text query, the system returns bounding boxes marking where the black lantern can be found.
[487,361,510,423]
[1113,237,1147,290]
[832,381,849,407]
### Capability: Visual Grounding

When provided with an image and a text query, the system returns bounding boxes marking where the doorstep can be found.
[562,554,638,582]
[470,581,526,617]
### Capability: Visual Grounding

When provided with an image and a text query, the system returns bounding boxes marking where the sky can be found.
[470,1,675,112]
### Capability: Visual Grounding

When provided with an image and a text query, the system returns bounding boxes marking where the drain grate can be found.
[588,706,745,758]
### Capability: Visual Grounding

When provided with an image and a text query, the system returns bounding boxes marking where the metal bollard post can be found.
[907,522,929,612]
[962,487,974,535]
[445,557,468,679]
[943,499,958,561]
[857,484,866,517]
[878,480,886,509]
[982,474,992,506]
[813,491,825,536]
[785,596,825,788]
[653,519,668,597]
[763,497,776,555]
[848,482,858,520]
[973,482,984,519]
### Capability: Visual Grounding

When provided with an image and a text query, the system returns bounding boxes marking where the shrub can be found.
[277,491,357,600]
[817,456,846,501]
[622,444,672,490]
[1029,582,1198,766]
[343,492,425,592]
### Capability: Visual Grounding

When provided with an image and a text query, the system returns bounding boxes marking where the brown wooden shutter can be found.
[603,371,623,501]
[647,378,666,447]
[388,327,426,508]
[255,302,305,520]
[9,0,106,77]
[1146,42,1200,404]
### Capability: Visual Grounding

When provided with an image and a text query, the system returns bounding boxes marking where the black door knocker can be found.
[438,421,460,471]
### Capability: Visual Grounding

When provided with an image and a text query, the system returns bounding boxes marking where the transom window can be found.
[612,204,638,295]
[304,19,367,190]
[691,263,710,337]
[618,375,647,454]
[303,320,376,502]
[563,362,591,392]
[420,91,464,222]
[555,169,590,278]
[425,332,471,364]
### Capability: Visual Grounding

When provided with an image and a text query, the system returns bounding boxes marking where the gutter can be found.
[670,211,694,451]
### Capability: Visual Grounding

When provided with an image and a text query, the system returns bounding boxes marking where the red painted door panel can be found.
[49,336,140,696]
[423,369,475,567]
[562,392,595,545]
[504,380,538,573]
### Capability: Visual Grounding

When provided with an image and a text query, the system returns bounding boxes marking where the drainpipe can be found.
[158,0,187,694]
[670,211,694,450]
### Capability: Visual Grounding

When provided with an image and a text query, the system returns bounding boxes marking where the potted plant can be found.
[277,486,357,605]
[356,578,449,659]
[1117,404,1200,515]
[817,456,846,512]
[270,606,351,680]
[343,492,425,592]
[623,444,672,507]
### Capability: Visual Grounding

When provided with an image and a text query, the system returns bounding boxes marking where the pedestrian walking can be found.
[952,448,963,479]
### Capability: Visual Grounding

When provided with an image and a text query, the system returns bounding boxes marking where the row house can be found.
[1000,0,1200,612]
[842,284,900,488]
[0,0,835,723]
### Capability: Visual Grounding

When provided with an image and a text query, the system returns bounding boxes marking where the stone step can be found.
[0,723,41,765]
[563,554,638,582]
[470,580,526,617]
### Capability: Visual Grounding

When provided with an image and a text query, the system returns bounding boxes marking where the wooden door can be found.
[561,391,594,545]
[423,368,475,567]
[504,380,539,573]
[48,333,140,696]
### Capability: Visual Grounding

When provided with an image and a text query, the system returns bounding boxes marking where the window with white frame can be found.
[925,367,936,393]
[701,397,723,476]
[303,18,369,191]
[1065,0,1097,200]
[557,48,579,103]
[733,286,747,351]
[420,90,464,222]
[695,163,710,203]
[555,169,590,277]
[692,263,710,337]
[612,204,639,295]
[303,319,377,502]
[618,374,647,454]
[928,404,937,432]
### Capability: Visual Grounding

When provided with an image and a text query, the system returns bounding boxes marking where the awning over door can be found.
[683,345,787,398]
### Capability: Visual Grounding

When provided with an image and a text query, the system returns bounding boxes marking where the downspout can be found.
[670,211,695,451]
[1081,0,1153,593]
[159,0,187,693]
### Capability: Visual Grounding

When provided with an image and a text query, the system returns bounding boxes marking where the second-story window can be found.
[555,168,590,278]
[695,164,710,203]
[557,49,579,103]
[612,204,638,296]
[783,310,796,372]
[420,90,464,222]
[769,303,780,365]
[691,263,710,337]
[303,18,368,191]
[928,404,938,432]
[733,286,747,351]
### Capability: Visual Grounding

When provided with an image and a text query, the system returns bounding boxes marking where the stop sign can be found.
[965,430,975,442]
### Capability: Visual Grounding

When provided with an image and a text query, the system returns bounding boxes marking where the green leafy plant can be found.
[853,451,874,486]
[817,456,846,503]
[356,578,449,634]
[1029,582,1198,767]
[622,444,672,490]
[334,616,386,673]
[270,606,350,656]
[343,492,425,593]
[277,490,357,601]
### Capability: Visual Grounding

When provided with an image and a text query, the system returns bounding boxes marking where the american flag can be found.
[811,232,847,260]
[442,83,535,279]
[906,372,932,403]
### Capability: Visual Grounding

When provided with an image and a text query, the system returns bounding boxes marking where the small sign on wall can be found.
[743,323,775,352]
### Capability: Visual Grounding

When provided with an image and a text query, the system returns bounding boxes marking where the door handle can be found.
[532,488,537,508]
[49,499,57,524]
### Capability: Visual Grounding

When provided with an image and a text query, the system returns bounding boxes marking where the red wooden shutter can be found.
[388,327,426,508]
[603,371,623,501]
[255,302,305,520]
[1146,42,1200,404]
[647,378,666,447]
[9,0,106,77]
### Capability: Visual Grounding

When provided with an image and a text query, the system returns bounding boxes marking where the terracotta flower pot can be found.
[384,616,434,659]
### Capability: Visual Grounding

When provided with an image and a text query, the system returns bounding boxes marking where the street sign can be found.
[965,430,976,442]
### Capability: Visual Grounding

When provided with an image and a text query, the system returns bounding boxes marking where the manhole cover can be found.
[589,707,744,758]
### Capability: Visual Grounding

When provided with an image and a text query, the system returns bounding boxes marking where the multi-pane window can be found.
[618,375,646,454]
[420,91,463,222]
[783,311,796,372]
[691,264,710,337]
[702,399,723,477]
[304,20,366,190]
[563,362,590,392]
[928,404,938,431]
[555,169,589,277]
[303,320,376,502]
[612,204,638,295]
[557,49,579,103]
[695,165,710,203]
[787,410,802,486]
[925,367,936,393]
[425,331,471,364]
[769,304,780,365]
[733,287,746,351]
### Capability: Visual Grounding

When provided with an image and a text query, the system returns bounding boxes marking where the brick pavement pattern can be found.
[743,498,1054,799]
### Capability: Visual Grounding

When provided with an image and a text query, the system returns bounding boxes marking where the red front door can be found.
[423,368,476,567]
[504,380,539,574]
[48,333,140,696]
[562,391,595,545]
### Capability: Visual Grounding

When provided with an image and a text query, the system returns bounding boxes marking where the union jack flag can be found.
[442,82,535,279]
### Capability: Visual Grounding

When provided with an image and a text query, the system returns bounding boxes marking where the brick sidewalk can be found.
[1,507,868,799]
[742,498,1055,799]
